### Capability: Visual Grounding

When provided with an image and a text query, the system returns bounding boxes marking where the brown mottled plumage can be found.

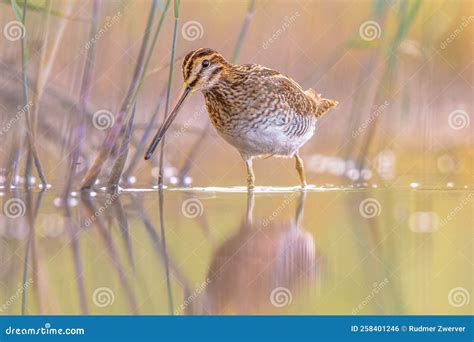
[145,48,338,189]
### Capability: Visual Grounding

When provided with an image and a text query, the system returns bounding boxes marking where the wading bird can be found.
[145,48,337,189]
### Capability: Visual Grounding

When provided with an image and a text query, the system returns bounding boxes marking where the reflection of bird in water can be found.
[185,192,319,315]
[145,48,338,189]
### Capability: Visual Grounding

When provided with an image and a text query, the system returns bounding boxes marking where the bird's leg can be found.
[243,157,255,190]
[295,152,307,188]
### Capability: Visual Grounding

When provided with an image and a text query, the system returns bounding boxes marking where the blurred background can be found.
[0,0,472,316]
[0,0,472,188]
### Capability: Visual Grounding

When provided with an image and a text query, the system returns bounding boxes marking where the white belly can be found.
[217,125,315,158]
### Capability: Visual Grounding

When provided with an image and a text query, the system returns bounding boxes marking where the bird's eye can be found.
[202,59,210,68]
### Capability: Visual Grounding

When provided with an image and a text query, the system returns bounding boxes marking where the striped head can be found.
[144,48,229,160]
[182,48,229,91]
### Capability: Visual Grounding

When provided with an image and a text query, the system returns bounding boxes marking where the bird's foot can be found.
[247,179,255,191]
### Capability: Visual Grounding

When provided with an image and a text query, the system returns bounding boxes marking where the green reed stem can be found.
[123,88,166,181]
[356,0,422,170]
[16,0,48,188]
[231,0,255,63]
[158,0,180,188]
[64,0,99,196]
[81,0,160,189]
[4,0,87,21]
[107,103,136,187]
[82,0,173,189]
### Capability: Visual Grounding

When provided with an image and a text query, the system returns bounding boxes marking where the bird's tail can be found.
[316,98,338,117]
[306,89,338,118]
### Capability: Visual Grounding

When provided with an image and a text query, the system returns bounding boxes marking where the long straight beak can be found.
[144,86,191,160]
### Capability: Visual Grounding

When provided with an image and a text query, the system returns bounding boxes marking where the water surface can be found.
[0,188,472,315]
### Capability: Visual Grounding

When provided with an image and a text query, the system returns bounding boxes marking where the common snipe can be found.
[145,48,337,189]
